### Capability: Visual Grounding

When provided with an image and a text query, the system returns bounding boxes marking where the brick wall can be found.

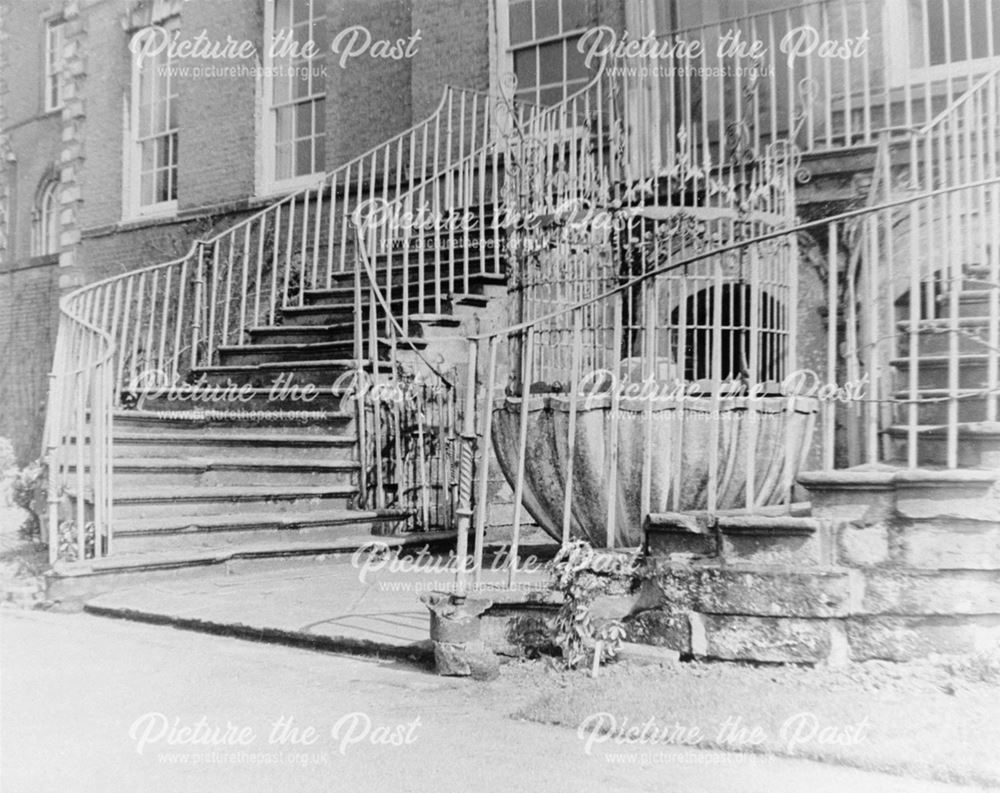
[0,259,60,465]
[1,0,66,463]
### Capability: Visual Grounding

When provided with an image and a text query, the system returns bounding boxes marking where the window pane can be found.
[539,85,563,105]
[155,168,170,203]
[293,67,312,99]
[949,0,967,62]
[313,132,326,172]
[926,1,951,64]
[513,48,537,88]
[509,0,533,45]
[561,0,590,30]
[970,0,991,59]
[534,0,560,38]
[565,35,587,80]
[295,137,312,175]
[293,0,310,25]
[537,40,563,85]
[295,101,312,140]
[313,98,325,135]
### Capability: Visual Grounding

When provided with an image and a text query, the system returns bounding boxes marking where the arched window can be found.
[31,180,59,257]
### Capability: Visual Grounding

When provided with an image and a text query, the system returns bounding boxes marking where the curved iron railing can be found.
[43,84,518,563]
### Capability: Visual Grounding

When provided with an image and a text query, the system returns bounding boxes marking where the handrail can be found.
[466,177,1000,344]
[43,81,516,561]
[449,176,1000,587]
[916,65,1000,136]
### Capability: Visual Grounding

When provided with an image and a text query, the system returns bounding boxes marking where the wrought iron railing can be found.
[624,0,1000,170]
[42,84,514,562]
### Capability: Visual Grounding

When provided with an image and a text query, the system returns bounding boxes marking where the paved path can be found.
[2,610,988,793]
[84,550,552,659]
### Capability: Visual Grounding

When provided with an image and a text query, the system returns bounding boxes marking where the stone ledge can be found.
[644,563,854,618]
[692,613,838,664]
[859,569,1000,616]
[847,615,1000,661]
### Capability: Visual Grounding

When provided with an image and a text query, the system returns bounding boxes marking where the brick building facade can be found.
[0,0,502,462]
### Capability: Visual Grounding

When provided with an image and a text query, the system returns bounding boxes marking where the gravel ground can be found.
[485,651,1000,787]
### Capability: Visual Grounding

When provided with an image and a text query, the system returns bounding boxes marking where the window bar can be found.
[129,272,147,390]
[269,205,282,326]
[220,233,235,347]
[282,197,296,311]
[298,187,311,306]
[254,213,266,326]
[472,335,499,584]
[157,266,171,374]
[311,179,324,291]
[507,327,535,584]
[604,296,623,548]
[239,223,251,345]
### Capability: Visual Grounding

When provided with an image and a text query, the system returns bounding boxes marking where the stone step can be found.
[112,409,353,434]
[935,288,997,319]
[645,505,820,565]
[79,484,359,520]
[884,422,1000,467]
[889,353,996,390]
[113,429,356,459]
[47,528,456,604]
[248,322,356,345]
[193,360,359,388]
[109,508,404,554]
[134,387,351,413]
[890,388,993,425]
[301,267,505,308]
[278,298,438,327]
[217,340,357,367]
[897,317,993,355]
[71,457,359,489]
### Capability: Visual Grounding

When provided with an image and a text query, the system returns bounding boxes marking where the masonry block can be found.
[899,520,1000,570]
[847,615,1000,661]
[717,516,823,566]
[694,613,835,664]
[798,468,897,523]
[836,522,892,566]
[690,566,853,618]
[623,610,691,655]
[859,570,1000,616]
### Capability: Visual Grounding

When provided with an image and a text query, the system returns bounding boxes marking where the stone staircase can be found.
[887,261,1000,467]
[50,203,507,599]
[636,260,1000,665]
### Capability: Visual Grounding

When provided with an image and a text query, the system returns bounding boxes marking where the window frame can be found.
[43,17,65,113]
[886,0,1000,86]
[31,180,60,257]
[496,0,593,106]
[261,0,328,195]
[127,21,179,220]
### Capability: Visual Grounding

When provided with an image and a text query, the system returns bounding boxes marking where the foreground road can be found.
[0,610,988,793]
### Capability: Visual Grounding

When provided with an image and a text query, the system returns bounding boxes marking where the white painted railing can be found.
[625,0,1000,171]
[42,85,514,562]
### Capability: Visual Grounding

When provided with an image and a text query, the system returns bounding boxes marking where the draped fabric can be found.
[491,393,818,547]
